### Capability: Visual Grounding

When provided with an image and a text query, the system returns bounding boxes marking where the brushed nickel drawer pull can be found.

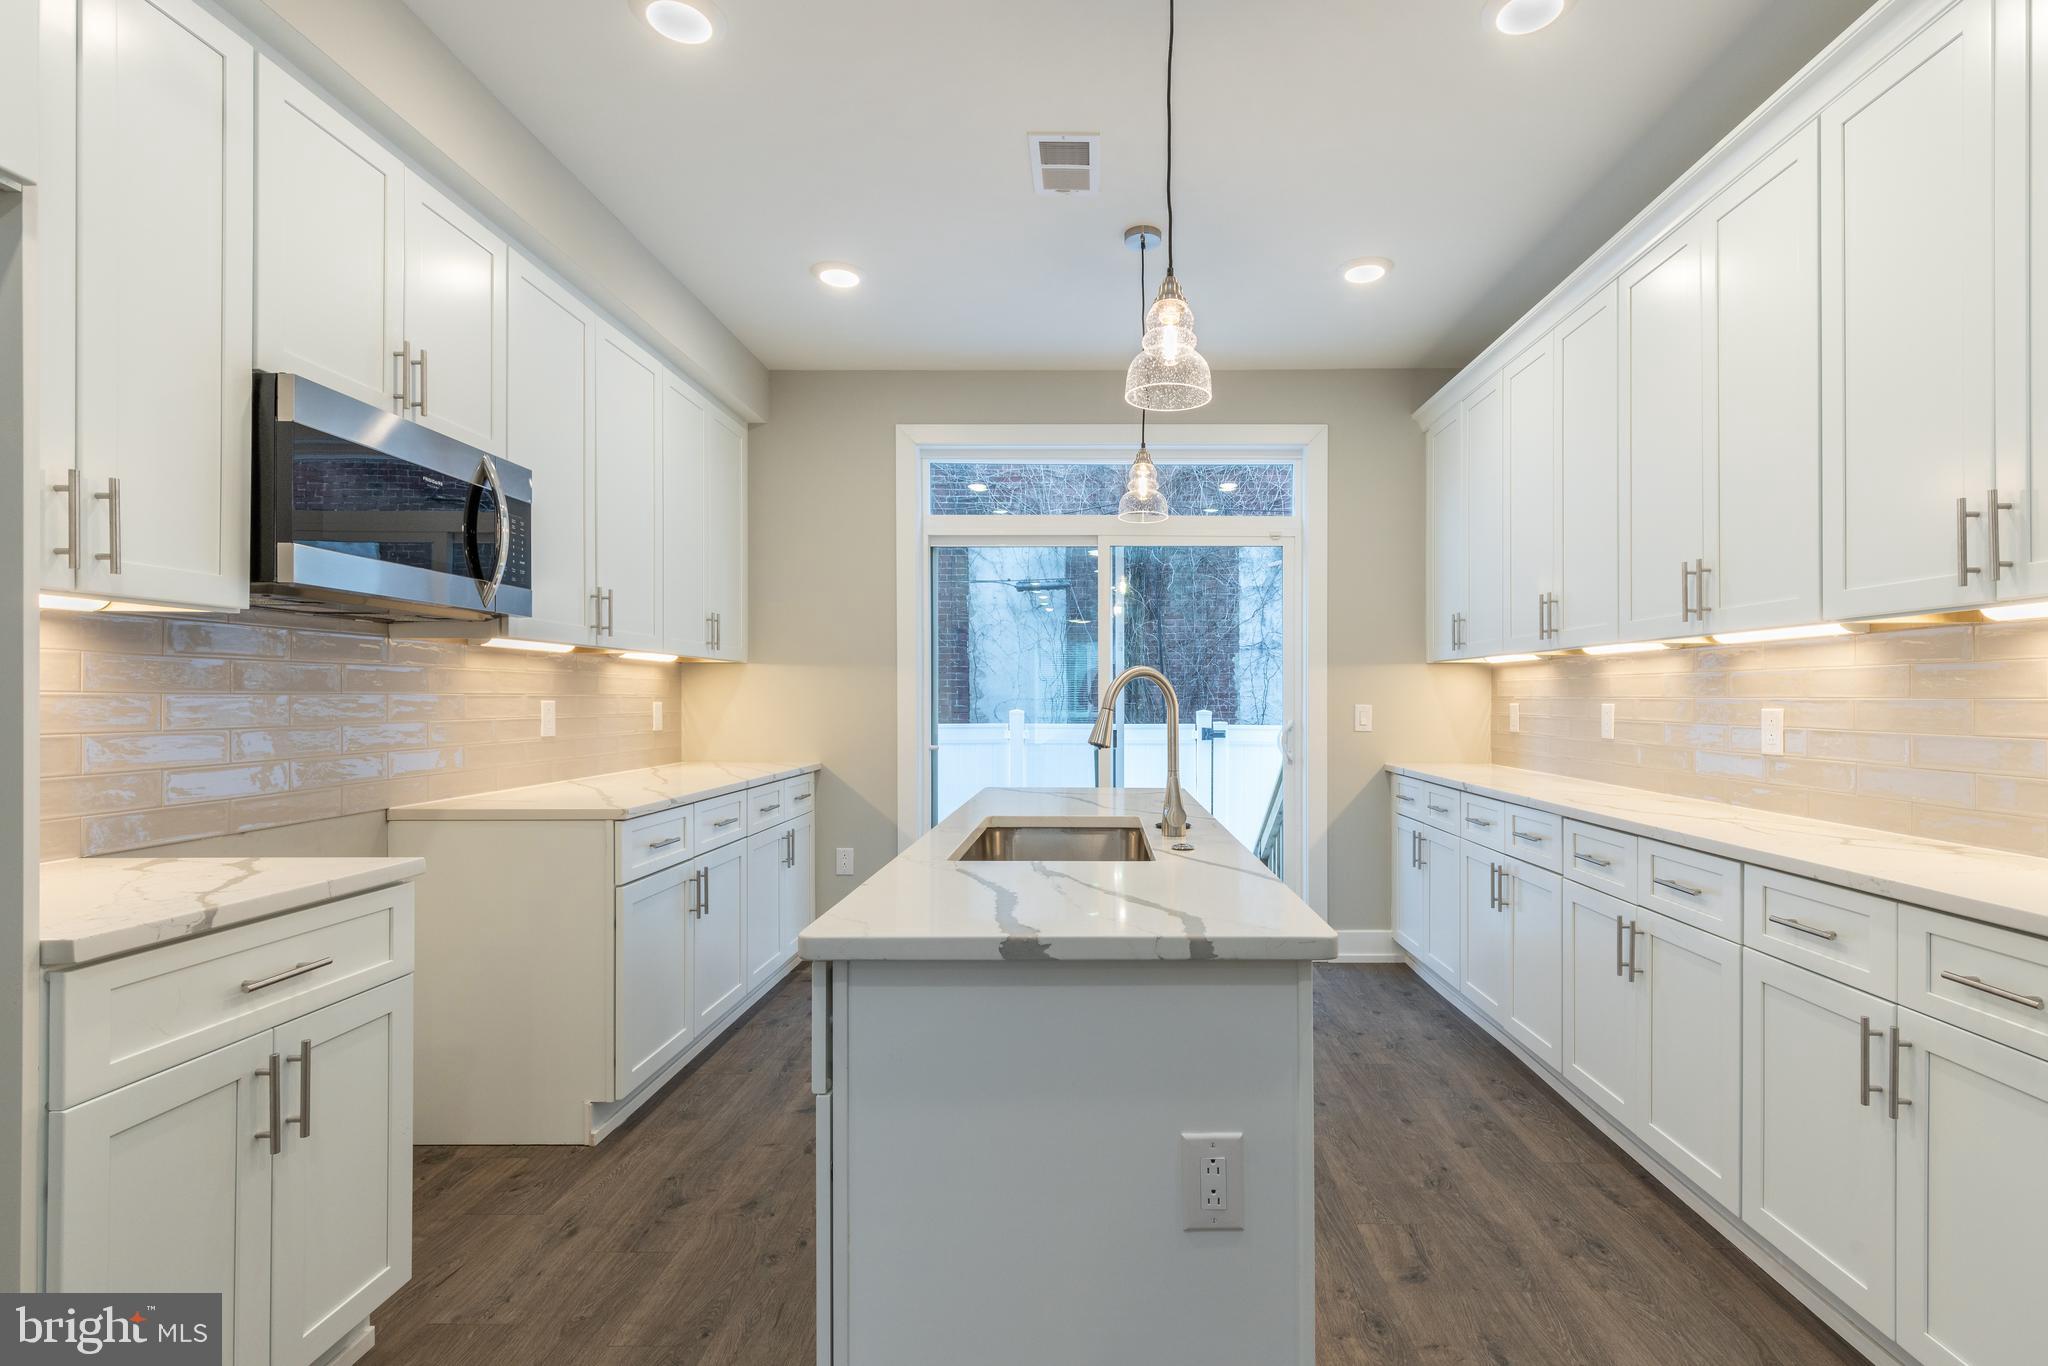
[1652,876,1703,898]
[1427,803,1451,816]
[1512,830,1545,844]
[758,802,781,815]
[795,791,812,802]
[241,957,334,993]
[711,816,740,829]
[1465,815,1494,828]
[1768,914,1838,942]
[1576,852,1613,869]
[1940,971,2044,1010]
[648,835,684,849]
[1395,793,1416,804]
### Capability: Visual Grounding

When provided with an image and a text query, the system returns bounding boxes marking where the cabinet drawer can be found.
[784,770,817,817]
[1459,793,1507,851]
[1503,804,1562,872]
[1744,867,1896,995]
[1563,820,1636,898]
[746,781,791,833]
[1392,775,1458,833]
[617,805,692,885]
[48,884,414,1109]
[694,791,748,850]
[1635,840,1741,940]
[1899,907,2048,1063]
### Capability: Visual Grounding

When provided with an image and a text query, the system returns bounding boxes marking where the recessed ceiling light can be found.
[967,482,989,493]
[1483,0,1571,36]
[1342,257,1393,285]
[812,262,861,289]
[639,0,718,44]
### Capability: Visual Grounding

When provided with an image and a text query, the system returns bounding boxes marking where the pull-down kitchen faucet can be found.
[1088,666,1190,840]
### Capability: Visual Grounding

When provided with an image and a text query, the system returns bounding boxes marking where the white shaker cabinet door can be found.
[1618,215,1710,642]
[1392,817,1429,958]
[1821,0,2001,619]
[1633,909,1741,1213]
[1460,846,1510,1027]
[2015,0,2048,601]
[1894,1008,2048,1366]
[75,0,253,611]
[1425,409,1466,661]
[1501,336,1557,654]
[1419,826,1462,984]
[704,408,750,661]
[592,327,665,651]
[692,839,749,1035]
[1707,121,1822,633]
[1502,859,1562,1072]
[1458,377,1505,659]
[780,813,815,963]
[402,171,508,456]
[255,58,405,413]
[1742,949,1897,1335]
[745,825,789,991]
[615,865,695,1100]
[506,254,598,646]
[1561,883,1640,1129]
[48,1032,274,1366]
[661,373,711,657]
[1551,283,1620,650]
[270,979,412,1366]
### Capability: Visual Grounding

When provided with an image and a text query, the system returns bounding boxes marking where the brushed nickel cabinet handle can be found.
[1694,559,1711,618]
[241,957,334,993]
[1652,876,1703,899]
[1988,488,2015,581]
[1767,914,1838,941]
[1859,1016,1883,1107]
[1576,852,1613,870]
[795,791,811,802]
[1427,803,1451,816]
[1465,815,1494,828]
[1496,866,1511,912]
[1512,830,1545,844]
[394,343,412,410]
[256,1052,282,1155]
[285,1039,312,1138]
[1680,560,1694,622]
[712,816,739,829]
[759,802,781,815]
[1958,496,1983,585]
[51,468,81,569]
[1940,971,2044,1010]
[1615,914,1625,978]
[1396,793,1416,804]
[93,478,122,574]
[648,835,684,850]
[416,349,429,415]
[1888,1026,1913,1119]
[1625,921,1644,982]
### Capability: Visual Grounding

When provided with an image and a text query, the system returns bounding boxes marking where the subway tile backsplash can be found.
[1491,620,2048,856]
[39,613,681,860]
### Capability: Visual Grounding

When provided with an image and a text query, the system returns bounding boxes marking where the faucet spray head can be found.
[1087,707,1115,749]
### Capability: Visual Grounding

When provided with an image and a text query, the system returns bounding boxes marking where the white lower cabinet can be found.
[692,836,750,1036]
[1460,845,1511,1025]
[780,813,815,966]
[1392,816,1429,957]
[747,824,790,990]
[1501,858,1562,1071]
[1562,882,1644,1129]
[1743,948,1898,1333]
[615,862,696,1098]
[1419,825,1461,984]
[1633,910,1740,1211]
[48,939,413,1366]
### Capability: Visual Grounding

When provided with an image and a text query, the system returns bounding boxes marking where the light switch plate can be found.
[1354,704,1373,733]
[1508,702,1520,733]
[1179,1132,1244,1231]
[835,848,855,876]
[1599,702,1615,740]
[652,700,664,732]
[1760,707,1785,756]
[539,700,557,738]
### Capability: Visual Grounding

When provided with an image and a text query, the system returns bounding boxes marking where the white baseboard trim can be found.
[1331,929,1400,963]
[1358,952,1909,1366]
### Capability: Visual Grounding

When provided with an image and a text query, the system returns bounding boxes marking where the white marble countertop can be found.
[1390,762,2048,938]
[41,855,426,967]
[800,786,1337,963]
[386,760,821,822]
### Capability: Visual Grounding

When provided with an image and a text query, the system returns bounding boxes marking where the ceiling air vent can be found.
[1028,133,1100,196]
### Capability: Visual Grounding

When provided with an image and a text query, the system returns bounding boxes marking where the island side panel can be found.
[839,959,1312,1366]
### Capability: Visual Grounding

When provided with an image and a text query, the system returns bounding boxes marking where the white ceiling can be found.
[401,0,1873,372]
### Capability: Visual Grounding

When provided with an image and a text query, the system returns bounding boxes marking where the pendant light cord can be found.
[1138,236,1149,447]
[1164,0,1176,276]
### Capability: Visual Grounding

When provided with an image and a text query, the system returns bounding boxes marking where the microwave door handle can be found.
[480,456,512,606]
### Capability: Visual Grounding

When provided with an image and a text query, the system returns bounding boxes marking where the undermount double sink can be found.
[951,819,1155,863]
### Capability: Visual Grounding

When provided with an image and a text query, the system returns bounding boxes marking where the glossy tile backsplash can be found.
[40,613,681,859]
[1491,620,2048,856]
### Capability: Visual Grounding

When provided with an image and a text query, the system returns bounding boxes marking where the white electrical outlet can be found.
[652,700,663,732]
[1508,702,1521,733]
[539,700,557,738]
[1179,1132,1244,1231]
[1600,702,1615,740]
[835,847,855,876]
[1760,707,1785,756]
[1354,703,1373,732]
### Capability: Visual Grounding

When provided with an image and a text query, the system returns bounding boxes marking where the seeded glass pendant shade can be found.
[1118,440,1169,523]
[1125,276,1212,411]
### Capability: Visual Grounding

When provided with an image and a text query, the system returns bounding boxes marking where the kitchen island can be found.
[800,786,1337,1366]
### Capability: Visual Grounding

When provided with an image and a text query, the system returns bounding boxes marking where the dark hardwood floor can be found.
[366,964,1862,1365]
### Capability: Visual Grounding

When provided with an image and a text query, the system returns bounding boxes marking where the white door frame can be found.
[895,423,1330,918]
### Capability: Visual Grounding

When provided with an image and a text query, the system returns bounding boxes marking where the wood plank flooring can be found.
[366,964,1863,1365]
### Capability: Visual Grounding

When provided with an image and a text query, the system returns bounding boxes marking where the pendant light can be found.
[1125,0,1213,412]
[1119,227,1170,523]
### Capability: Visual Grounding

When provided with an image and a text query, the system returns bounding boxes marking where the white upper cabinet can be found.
[1823,0,2003,619]
[1619,215,1711,642]
[1551,283,1621,648]
[704,408,750,661]
[505,253,597,646]
[254,58,405,413]
[661,372,711,657]
[1425,409,1465,661]
[1458,376,1505,658]
[2016,0,2048,600]
[1707,123,1822,632]
[72,0,253,612]
[0,0,37,186]
[592,326,664,652]
[1501,337,1558,654]
[402,172,509,456]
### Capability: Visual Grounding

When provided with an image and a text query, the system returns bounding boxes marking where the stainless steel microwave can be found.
[252,372,534,621]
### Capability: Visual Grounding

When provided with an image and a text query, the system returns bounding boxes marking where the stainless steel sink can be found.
[952,821,1155,862]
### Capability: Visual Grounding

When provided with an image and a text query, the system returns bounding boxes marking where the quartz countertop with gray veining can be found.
[386,761,821,822]
[41,855,426,967]
[1390,762,2048,938]
[798,786,1337,962]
